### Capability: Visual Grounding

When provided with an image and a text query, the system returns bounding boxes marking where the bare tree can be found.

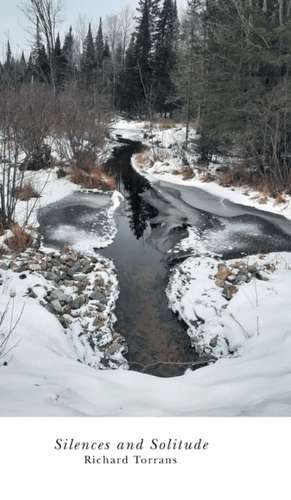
[22,0,63,93]
[119,6,134,68]
[0,87,24,229]
[54,84,110,165]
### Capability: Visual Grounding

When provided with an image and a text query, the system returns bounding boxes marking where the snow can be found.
[128,120,291,221]
[110,118,147,142]
[14,169,77,227]
[1,118,291,416]
[0,248,291,416]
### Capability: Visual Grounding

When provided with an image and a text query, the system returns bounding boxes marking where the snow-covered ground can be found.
[1,248,291,416]
[1,118,291,416]
[127,120,291,221]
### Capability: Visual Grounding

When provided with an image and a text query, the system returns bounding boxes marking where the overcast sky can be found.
[0,0,185,59]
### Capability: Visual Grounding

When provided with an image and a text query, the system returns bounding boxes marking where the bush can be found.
[5,224,33,252]
[71,167,116,191]
[16,183,40,201]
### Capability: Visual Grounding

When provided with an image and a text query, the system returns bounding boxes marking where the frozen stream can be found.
[38,139,291,377]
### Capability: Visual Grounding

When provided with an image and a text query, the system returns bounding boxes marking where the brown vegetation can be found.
[180,166,195,180]
[134,151,154,167]
[71,166,116,191]
[16,183,40,202]
[209,163,291,201]
[5,224,33,252]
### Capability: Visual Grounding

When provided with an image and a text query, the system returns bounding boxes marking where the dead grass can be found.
[16,183,40,201]
[216,163,289,201]
[180,166,195,180]
[215,264,232,282]
[71,167,116,191]
[5,224,33,252]
[155,118,177,130]
[274,192,287,204]
[134,151,154,168]
[200,171,215,183]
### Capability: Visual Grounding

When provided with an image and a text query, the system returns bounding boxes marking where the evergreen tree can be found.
[63,26,75,81]
[54,33,66,89]
[96,18,104,69]
[119,34,140,113]
[135,0,152,87]
[153,0,179,116]
[81,23,97,89]
[29,17,50,84]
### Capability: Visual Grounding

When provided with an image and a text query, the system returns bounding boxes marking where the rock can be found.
[62,314,72,325]
[90,289,107,303]
[82,262,93,274]
[215,279,225,288]
[49,289,66,302]
[94,314,105,328]
[59,316,68,329]
[0,263,9,271]
[231,271,250,285]
[19,274,27,280]
[77,282,87,292]
[27,288,38,299]
[46,271,58,281]
[62,304,72,315]
[68,262,82,276]
[51,299,63,314]
[95,276,105,288]
[107,342,121,355]
[222,284,238,301]
[71,296,86,310]
[209,335,219,348]
[95,303,106,313]
[247,263,258,274]
[49,289,71,304]
[215,263,232,282]
[29,263,42,272]
[255,270,269,281]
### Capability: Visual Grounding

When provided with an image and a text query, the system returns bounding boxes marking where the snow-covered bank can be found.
[166,231,282,357]
[1,119,291,416]
[0,248,127,371]
[13,167,123,252]
[127,120,291,221]
[1,249,291,416]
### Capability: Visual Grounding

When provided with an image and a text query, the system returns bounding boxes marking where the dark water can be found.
[38,138,291,378]
[102,140,199,377]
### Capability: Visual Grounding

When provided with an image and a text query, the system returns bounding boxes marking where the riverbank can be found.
[112,117,291,221]
[0,148,128,377]
[127,120,291,367]
[1,120,291,416]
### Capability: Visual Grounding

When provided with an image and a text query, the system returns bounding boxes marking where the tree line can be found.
[2,0,291,194]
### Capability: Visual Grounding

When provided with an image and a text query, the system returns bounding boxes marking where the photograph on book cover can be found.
[1,0,291,417]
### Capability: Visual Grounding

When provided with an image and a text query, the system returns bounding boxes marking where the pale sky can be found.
[0,0,186,60]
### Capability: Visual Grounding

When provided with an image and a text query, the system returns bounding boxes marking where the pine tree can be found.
[29,17,50,84]
[103,38,111,60]
[81,23,97,89]
[153,0,179,116]
[16,52,27,83]
[96,18,104,69]
[63,26,75,81]
[54,33,66,89]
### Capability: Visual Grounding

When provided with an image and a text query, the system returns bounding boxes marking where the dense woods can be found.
[1,0,291,228]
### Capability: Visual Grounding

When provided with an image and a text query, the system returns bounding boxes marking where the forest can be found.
[2,0,291,212]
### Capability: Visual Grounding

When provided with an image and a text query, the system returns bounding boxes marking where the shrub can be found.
[5,224,33,252]
[71,167,116,191]
[16,183,40,202]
